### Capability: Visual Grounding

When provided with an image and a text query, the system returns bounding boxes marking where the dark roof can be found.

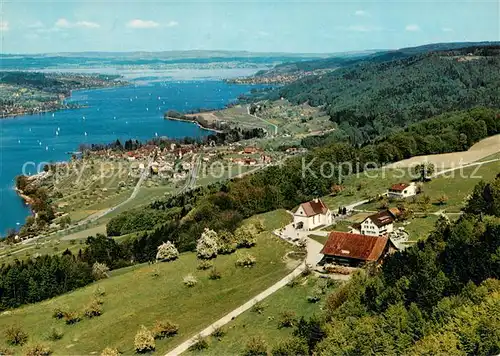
[364,210,394,227]
[320,232,389,261]
[297,199,328,217]
[390,183,410,191]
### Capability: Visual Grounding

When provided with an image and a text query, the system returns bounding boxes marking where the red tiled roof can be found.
[244,147,258,154]
[298,199,328,217]
[390,183,410,191]
[320,232,389,262]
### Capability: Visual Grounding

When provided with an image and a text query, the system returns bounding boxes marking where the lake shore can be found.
[164,115,224,133]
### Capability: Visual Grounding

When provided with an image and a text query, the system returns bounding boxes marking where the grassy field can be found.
[0,231,300,355]
[185,274,337,355]
[259,100,334,136]
[358,160,500,214]
[321,168,414,211]
[213,105,274,132]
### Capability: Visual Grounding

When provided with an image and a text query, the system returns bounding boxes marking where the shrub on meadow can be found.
[5,326,28,346]
[183,274,198,287]
[52,307,65,320]
[212,326,226,339]
[94,285,106,297]
[235,226,256,248]
[243,336,268,356]
[24,344,52,356]
[251,301,266,314]
[236,253,257,267]
[188,336,209,351]
[197,260,213,270]
[271,337,309,356]
[63,311,81,325]
[84,299,103,318]
[155,241,179,262]
[217,230,237,254]
[92,262,110,280]
[278,311,296,328]
[196,228,219,259]
[45,328,63,341]
[100,347,120,356]
[134,326,155,353]
[152,320,179,339]
[0,347,13,356]
[208,268,221,280]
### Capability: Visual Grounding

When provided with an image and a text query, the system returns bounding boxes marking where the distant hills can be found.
[269,44,500,145]
[252,41,500,77]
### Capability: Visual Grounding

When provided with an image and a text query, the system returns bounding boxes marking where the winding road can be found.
[247,105,278,136]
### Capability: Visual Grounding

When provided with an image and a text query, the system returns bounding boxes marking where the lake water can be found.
[0,80,259,234]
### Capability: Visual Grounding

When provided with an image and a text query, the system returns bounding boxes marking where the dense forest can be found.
[271,46,500,145]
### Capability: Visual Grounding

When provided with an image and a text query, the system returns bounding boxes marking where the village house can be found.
[242,146,259,154]
[388,182,417,199]
[293,198,332,231]
[261,154,272,164]
[350,210,395,237]
[319,231,398,267]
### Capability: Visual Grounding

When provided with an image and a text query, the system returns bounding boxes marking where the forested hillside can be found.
[291,177,500,355]
[273,46,500,144]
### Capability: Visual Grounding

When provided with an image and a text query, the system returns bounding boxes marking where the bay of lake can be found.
[0,80,260,234]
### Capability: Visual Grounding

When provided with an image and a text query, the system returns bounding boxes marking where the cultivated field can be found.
[386,134,500,168]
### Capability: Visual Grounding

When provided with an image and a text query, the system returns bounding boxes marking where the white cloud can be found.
[257,30,270,37]
[354,10,369,17]
[442,27,454,32]
[0,20,9,32]
[127,19,160,29]
[166,21,179,27]
[405,24,421,32]
[76,21,100,29]
[55,18,100,29]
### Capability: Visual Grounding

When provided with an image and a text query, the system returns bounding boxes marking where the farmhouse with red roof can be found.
[319,231,397,267]
[388,182,417,199]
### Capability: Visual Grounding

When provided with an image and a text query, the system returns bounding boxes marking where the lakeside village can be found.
[13,136,304,239]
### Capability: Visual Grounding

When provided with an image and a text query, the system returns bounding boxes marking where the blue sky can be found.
[1,0,498,54]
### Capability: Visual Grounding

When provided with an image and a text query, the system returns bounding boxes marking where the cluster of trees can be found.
[106,208,182,237]
[0,253,93,309]
[273,46,500,145]
[285,176,500,355]
[15,175,55,228]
